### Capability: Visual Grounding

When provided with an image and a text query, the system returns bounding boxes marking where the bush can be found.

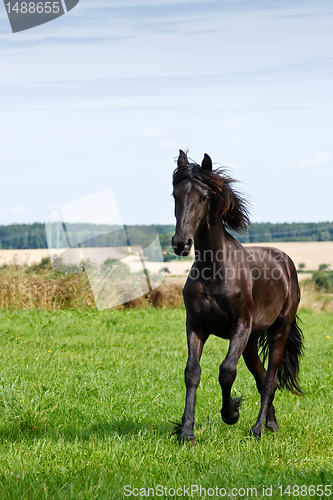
[312,269,333,292]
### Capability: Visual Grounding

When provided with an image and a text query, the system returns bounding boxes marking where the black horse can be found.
[172,150,303,441]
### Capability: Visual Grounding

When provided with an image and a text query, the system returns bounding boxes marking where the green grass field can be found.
[0,308,333,499]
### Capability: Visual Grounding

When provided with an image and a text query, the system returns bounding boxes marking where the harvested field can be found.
[1,241,333,275]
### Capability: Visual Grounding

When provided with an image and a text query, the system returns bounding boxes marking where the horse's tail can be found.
[278,315,304,395]
[258,315,304,396]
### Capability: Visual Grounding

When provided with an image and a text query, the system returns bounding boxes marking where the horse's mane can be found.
[173,161,250,233]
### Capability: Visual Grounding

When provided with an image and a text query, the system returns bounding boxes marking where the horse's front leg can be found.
[175,317,208,443]
[219,322,251,425]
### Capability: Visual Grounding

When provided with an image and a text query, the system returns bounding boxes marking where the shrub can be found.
[312,268,333,292]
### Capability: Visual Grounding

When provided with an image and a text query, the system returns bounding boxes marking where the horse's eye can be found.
[201,195,209,203]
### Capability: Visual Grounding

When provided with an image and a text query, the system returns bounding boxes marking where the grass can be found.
[0,307,333,499]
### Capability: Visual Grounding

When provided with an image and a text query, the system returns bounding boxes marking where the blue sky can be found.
[0,0,332,225]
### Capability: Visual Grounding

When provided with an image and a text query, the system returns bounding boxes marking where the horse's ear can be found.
[201,153,212,172]
[177,150,188,168]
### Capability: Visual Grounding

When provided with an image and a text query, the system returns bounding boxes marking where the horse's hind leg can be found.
[175,318,208,443]
[242,337,278,432]
[250,322,290,439]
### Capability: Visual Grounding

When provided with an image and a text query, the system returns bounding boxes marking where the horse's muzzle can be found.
[172,235,193,257]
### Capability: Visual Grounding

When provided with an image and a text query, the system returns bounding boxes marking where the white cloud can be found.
[299,152,330,169]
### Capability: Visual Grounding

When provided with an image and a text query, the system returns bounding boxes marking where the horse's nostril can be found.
[172,235,192,255]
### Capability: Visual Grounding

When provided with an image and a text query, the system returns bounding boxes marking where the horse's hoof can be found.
[265,421,279,433]
[250,425,262,440]
[171,421,195,445]
[222,410,239,425]
[187,437,195,447]
[177,433,195,445]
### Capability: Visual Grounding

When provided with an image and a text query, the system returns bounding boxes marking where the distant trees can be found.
[234,221,333,244]
[1,221,333,251]
[0,223,48,249]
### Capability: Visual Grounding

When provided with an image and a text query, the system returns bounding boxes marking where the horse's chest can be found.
[183,282,234,336]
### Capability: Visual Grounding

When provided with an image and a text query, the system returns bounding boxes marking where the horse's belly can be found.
[251,280,288,333]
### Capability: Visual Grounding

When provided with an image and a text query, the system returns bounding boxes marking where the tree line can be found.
[0,221,333,251]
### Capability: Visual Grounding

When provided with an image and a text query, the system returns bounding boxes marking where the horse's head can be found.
[172,150,212,256]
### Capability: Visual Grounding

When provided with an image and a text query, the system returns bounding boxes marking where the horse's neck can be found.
[194,219,234,265]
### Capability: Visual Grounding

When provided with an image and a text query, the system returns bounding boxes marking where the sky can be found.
[0,0,332,226]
